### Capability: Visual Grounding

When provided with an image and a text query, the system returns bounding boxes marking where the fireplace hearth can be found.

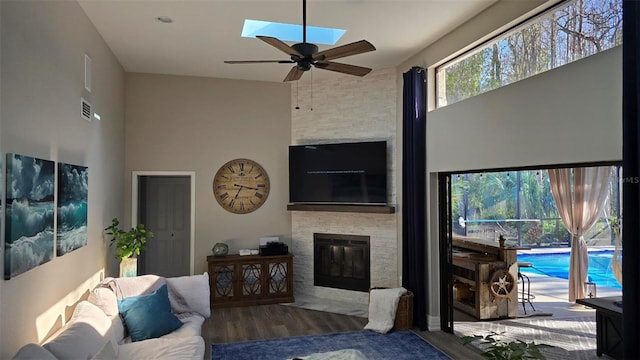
[314,233,370,292]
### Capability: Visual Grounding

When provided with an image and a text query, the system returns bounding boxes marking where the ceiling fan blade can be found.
[257,36,303,58]
[314,61,372,77]
[284,66,305,82]
[224,60,294,64]
[312,40,376,61]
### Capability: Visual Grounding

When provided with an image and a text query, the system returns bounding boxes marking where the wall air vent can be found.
[81,98,91,121]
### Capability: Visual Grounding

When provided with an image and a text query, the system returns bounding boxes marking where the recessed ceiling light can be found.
[156,16,173,24]
[241,19,345,45]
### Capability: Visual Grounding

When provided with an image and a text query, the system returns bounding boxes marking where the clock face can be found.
[213,159,270,214]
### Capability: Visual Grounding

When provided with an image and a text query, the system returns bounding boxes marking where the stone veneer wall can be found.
[290,68,398,304]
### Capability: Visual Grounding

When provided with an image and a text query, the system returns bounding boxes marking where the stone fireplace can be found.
[314,233,370,292]
[291,211,398,305]
[290,68,398,306]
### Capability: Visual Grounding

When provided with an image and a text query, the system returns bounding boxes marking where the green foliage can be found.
[524,223,543,244]
[104,218,154,261]
[462,332,554,360]
[444,51,484,104]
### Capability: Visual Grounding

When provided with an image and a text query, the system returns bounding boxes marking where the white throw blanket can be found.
[364,287,407,334]
[99,275,165,299]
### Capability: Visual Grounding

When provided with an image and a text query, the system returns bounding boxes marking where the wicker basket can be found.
[369,287,414,330]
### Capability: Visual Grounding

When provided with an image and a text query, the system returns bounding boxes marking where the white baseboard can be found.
[428,315,441,331]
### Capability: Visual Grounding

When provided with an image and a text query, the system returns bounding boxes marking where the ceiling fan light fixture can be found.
[291,43,318,58]
[297,62,312,71]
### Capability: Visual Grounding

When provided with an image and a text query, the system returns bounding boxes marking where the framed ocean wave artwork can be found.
[4,153,55,279]
[56,162,88,256]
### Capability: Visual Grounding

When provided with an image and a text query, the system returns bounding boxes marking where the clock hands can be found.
[233,183,260,209]
[233,183,259,191]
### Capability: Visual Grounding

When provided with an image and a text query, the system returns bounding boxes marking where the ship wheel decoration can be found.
[489,269,515,300]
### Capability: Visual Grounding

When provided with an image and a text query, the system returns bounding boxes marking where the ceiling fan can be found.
[224,0,376,82]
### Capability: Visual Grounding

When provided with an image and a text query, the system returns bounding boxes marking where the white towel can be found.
[364,287,407,334]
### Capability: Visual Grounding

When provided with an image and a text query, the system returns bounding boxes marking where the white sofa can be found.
[12,273,211,360]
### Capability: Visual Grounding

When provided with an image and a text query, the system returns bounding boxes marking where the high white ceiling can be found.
[78,0,498,83]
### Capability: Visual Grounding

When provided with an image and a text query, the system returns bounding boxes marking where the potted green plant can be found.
[461,331,553,360]
[104,218,154,277]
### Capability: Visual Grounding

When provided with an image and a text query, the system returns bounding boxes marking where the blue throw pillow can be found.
[117,284,183,342]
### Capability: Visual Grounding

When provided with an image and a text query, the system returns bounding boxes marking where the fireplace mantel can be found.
[287,204,395,214]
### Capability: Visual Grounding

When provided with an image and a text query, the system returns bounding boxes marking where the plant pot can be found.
[119,257,138,277]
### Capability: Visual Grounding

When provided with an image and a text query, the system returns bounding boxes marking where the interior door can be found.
[139,176,190,277]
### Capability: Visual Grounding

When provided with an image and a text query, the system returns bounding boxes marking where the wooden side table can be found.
[207,253,294,308]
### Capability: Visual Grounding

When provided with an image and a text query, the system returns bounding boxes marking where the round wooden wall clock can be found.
[213,158,270,214]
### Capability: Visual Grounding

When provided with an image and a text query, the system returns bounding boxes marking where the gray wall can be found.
[124,73,292,275]
[0,1,125,357]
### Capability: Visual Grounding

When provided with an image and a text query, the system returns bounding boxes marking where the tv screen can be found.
[289,141,387,204]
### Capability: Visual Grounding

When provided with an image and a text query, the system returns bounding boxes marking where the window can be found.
[436,0,622,108]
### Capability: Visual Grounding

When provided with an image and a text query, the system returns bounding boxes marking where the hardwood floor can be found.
[203,304,483,359]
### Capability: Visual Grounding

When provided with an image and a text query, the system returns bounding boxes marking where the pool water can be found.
[517,249,622,289]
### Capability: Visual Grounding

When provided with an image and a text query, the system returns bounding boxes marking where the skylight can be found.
[241,19,345,45]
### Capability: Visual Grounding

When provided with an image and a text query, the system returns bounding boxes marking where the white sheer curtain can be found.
[548,166,612,302]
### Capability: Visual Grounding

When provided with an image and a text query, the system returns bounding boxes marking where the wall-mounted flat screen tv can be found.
[289,141,387,204]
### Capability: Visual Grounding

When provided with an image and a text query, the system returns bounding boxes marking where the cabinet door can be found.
[241,262,263,296]
[267,260,290,295]
[213,264,235,300]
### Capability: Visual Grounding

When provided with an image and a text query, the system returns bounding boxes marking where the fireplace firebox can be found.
[314,233,370,292]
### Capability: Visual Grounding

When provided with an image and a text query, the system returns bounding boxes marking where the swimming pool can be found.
[517,249,622,289]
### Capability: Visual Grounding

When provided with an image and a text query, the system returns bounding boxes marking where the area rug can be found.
[211,330,451,360]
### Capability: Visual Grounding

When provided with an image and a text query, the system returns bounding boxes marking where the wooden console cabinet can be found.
[207,253,294,308]
[451,236,521,320]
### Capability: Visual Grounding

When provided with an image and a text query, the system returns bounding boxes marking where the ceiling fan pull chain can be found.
[295,81,300,110]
